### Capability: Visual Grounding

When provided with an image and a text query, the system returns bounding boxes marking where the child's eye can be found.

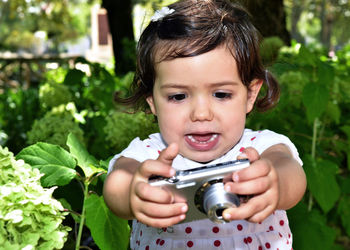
[168,93,187,101]
[213,92,232,99]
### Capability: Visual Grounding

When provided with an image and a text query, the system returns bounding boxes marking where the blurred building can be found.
[85,4,113,65]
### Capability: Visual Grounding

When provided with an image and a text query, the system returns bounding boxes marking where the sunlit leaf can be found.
[16,142,76,187]
[85,194,130,250]
[66,133,100,178]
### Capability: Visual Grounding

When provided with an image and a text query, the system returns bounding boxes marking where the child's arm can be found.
[223,143,307,223]
[103,144,188,228]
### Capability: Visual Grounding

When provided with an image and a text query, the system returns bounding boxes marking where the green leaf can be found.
[317,61,334,86]
[289,203,337,250]
[16,142,77,187]
[85,194,130,250]
[63,69,85,85]
[66,133,99,178]
[302,83,329,123]
[299,45,318,66]
[337,196,350,237]
[325,101,341,124]
[303,155,340,213]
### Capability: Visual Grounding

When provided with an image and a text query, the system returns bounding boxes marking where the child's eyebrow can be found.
[160,81,240,89]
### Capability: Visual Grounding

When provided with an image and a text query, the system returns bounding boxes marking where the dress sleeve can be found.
[107,138,149,174]
[248,130,303,166]
[107,134,164,174]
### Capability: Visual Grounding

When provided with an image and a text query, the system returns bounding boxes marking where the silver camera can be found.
[149,159,250,224]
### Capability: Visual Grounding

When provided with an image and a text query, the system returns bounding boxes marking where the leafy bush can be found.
[0,146,70,249]
[260,36,285,65]
[247,43,350,249]
[27,105,84,149]
[16,134,130,250]
[104,111,159,153]
[39,82,72,110]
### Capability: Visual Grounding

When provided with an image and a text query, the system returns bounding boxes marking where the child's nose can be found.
[190,97,213,122]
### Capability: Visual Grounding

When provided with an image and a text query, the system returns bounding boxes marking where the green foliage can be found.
[260,36,285,66]
[0,87,40,154]
[27,105,84,149]
[16,134,130,250]
[247,42,350,249]
[0,0,91,52]
[104,111,159,153]
[39,82,73,110]
[85,194,130,250]
[0,146,70,249]
[2,42,350,249]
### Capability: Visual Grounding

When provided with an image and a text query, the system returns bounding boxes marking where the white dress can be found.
[108,129,303,250]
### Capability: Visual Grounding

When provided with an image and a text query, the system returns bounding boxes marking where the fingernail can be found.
[224,185,231,192]
[223,212,231,220]
[170,168,176,176]
[181,205,188,213]
[180,214,186,220]
[237,153,248,159]
[233,173,239,182]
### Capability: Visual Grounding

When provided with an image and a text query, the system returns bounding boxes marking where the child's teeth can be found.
[187,134,217,144]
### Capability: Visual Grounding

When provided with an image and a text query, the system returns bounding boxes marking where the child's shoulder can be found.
[241,128,293,151]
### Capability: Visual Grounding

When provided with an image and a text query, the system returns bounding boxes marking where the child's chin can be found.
[183,151,221,164]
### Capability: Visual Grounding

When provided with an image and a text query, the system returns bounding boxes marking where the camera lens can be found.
[203,182,240,223]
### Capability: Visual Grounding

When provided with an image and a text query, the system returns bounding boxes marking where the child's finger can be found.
[230,159,272,183]
[237,147,260,162]
[139,202,188,218]
[224,176,271,195]
[136,212,186,228]
[222,195,267,221]
[135,182,175,203]
[157,143,179,166]
[137,159,175,179]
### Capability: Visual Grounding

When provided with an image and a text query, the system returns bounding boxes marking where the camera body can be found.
[149,159,250,224]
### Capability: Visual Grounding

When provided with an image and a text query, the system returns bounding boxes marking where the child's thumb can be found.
[157,143,179,166]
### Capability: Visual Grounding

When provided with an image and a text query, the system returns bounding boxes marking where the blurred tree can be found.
[101,0,135,75]
[240,0,291,45]
[285,0,350,50]
[0,0,91,53]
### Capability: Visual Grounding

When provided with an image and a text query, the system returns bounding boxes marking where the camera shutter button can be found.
[167,176,179,183]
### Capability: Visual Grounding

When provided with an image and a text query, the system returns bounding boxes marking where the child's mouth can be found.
[185,133,219,151]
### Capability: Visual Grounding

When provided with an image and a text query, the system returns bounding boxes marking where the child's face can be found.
[147,46,262,163]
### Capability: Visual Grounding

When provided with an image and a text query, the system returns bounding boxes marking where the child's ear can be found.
[146,95,157,115]
[246,79,263,113]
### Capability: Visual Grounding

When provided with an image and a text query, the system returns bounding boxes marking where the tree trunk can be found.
[291,0,305,43]
[320,0,332,51]
[239,0,291,45]
[102,0,135,75]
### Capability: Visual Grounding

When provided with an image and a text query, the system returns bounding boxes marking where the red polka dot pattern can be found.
[187,241,194,247]
[213,240,221,247]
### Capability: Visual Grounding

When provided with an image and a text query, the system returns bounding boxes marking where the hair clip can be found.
[151,7,175,22]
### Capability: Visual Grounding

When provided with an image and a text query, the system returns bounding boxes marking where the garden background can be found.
[1,0,350,249]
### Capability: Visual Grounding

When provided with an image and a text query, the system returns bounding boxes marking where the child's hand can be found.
[223,147,279,223]
[129,143,188,228]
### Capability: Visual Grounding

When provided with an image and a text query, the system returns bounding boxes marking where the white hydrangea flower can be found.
[151,7,175,22]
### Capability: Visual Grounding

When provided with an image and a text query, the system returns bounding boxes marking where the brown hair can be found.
[116,0,280,112]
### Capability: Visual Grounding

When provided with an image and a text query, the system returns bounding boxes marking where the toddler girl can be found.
[103,0,306,249]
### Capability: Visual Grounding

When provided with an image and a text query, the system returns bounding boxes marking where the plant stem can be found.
[75,181,89,250]
[311,118,318,159]
[308,117,319,211]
